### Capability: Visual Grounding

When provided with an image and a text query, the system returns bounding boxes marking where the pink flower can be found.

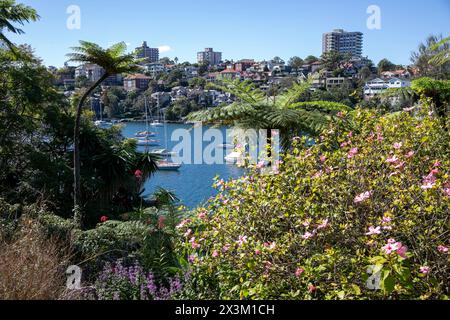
[393,142,403,150]
[394,161,405,169]
[420,266,430,274]
[308,285,317,293]
[176,219,191,229]
[237,235,248,246]
[387,239,396,244]
[421,173,437,190]
[256,161,265,169]
[312,171,323,179]
[212,250,219,258]
[255,249,261,255]
[184,229,192,238]
[382,216,393,225]
[263,242,276,250]
[319,155,327,163]
[223,244,231,252]
[365,226,381,236]
[188,255,196,263]
[347,148,358,159]
[198,210,207,219]
[302,232,314,240]
[100,216,109,223]
[437,245,449,253]
[317,219,329,230]
[433,161,441,167]
[396,244,408,259]
[354,191,373,204]
[382,243,399,255]
[189,237,201,249]
[405,151,415,158]
[386,155,399,164]
[134,169,143,179]
[295,268,305,277]
[388,171,399,178]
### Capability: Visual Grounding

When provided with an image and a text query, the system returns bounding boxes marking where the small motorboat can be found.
[157,160,182,171]
[94,120,113,129]
[135,138,160,146]
[151,149,176,157]
[150,121,164,127]
[135,131,157,138]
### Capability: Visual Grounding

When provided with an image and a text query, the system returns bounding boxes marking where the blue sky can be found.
[8,0,450,67]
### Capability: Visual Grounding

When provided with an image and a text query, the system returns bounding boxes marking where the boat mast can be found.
[144,95,150,152]
[144,95,149,134]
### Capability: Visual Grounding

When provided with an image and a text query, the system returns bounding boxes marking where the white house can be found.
[145,62,165,78]
[364,77,411,100]
[75,64,104,82]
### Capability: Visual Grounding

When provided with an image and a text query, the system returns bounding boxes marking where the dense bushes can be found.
[177,107,449,300]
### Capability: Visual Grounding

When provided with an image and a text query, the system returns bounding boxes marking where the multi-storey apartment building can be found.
[197,48,222,66]
[135,41,159,63]
[322,29,363,57]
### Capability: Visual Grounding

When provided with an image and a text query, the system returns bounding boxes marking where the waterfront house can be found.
[124,73,151,92]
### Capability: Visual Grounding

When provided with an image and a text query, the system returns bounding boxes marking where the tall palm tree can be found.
[67,41,141,227]
[187,79,351,149]
[0,0,38,53]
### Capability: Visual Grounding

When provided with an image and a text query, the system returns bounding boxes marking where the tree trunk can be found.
[73,73,109,227]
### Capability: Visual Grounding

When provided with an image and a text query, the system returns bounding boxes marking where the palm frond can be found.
[291,101,352,112]
[208,79,266,104]
[276,80,311,108]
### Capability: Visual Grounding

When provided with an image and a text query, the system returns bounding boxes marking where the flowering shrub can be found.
[89,260,183,300]
[177,107,449,300]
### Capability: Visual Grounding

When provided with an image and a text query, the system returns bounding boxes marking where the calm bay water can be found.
[121,122,245,209]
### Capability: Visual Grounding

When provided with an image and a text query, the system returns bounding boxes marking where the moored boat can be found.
[135,131,157,138]
[135,138,160,146]
[157,160,182,171]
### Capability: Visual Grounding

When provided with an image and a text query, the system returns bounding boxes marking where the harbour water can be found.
[121,122,245,209]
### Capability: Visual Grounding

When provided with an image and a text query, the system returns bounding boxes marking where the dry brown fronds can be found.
[0,218,71,300]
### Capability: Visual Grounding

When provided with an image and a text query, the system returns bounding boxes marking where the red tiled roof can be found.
[221,69,238,74]
[125,73,151,80]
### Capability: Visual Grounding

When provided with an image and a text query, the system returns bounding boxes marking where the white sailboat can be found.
[133,96,160,147]
[94,100,113,129]
[156,112,182,171]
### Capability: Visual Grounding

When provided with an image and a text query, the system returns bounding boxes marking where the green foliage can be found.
[411,35,450,80]
[188,79,351,147]
[429,36,450,67]
[411,77,450,128]
[178,107,449,300]
[0,0,39,53]
[377,59,398,74]
[73,220,149,262]
[38,213,76,242]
